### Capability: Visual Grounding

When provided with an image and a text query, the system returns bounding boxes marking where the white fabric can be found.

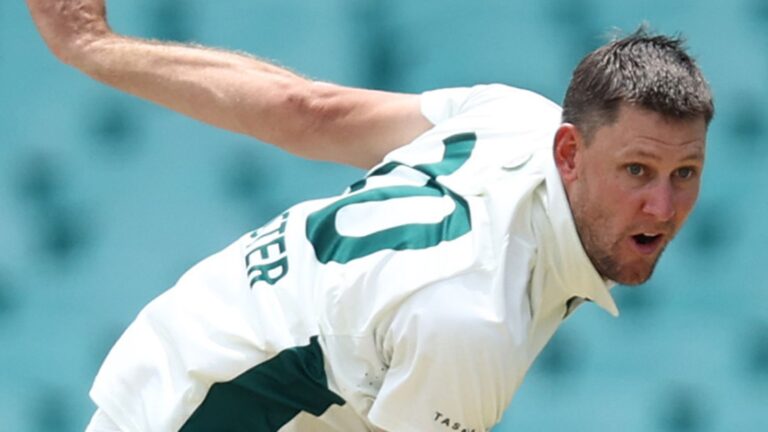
[85,410,122,432]
[88,84,617,432]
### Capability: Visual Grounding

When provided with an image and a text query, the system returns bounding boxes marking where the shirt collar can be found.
[542,149,619,317]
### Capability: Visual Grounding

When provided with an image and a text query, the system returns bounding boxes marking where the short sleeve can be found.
[420,84,561,126]
[367,280,522,432]
[420,87,474,124]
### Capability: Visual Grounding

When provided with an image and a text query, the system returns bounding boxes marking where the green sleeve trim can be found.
[181,336,344,432]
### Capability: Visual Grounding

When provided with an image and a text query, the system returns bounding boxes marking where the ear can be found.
[553,123,582,183]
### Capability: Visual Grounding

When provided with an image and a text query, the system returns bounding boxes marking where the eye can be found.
[675,167,698,180]
[626,163,646,177]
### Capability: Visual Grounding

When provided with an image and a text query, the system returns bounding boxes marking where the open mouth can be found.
[631,233,663,254]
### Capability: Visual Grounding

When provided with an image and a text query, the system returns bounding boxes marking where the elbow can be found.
[275,81,352,160]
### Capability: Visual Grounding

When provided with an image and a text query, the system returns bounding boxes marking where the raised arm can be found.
[26,0,432,169]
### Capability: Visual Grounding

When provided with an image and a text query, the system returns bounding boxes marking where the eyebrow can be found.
[624,149,704,163]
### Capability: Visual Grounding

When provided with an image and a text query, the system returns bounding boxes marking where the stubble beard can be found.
[572,202,665,286]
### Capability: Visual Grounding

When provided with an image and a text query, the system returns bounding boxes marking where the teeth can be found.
[643,233,657,237]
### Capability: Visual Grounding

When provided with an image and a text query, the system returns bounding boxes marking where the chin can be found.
[612,262,656,286]
[616,273,652,286]
[584,233,666,286]
[589,251,655,286]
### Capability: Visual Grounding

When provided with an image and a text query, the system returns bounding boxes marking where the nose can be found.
[642,180,676,222]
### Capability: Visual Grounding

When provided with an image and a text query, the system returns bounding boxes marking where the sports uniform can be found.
[86,84,618,432]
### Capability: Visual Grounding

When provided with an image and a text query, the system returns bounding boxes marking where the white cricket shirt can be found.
[88,84,618,432]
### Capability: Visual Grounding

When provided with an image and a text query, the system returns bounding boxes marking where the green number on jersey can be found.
[306,132,476,264]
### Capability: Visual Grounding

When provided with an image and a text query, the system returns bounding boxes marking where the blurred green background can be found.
[2,0,767,430]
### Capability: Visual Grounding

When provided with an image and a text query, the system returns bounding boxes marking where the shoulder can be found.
[420,83,561,125]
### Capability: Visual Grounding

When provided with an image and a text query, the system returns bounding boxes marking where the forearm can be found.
[78,36,313,150]
[76,36,431,167]
[28,0,432,168]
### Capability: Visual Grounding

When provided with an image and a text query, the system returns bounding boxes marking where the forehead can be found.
[592,105,707,162]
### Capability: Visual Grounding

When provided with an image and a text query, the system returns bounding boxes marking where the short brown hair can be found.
[562,27,714,140]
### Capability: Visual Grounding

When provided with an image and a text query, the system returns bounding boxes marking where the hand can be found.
[26,0,112,64]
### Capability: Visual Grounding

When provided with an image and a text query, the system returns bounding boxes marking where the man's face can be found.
[555,105,707,285]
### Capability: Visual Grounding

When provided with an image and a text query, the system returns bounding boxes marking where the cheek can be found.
[583,181,635,228]
[594,181,649,235]
[598,175,641,211]
[674,186,701,219]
